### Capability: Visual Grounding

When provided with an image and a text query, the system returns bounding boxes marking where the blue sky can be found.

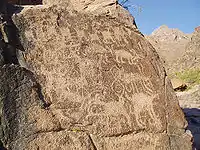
[118,0,200,34]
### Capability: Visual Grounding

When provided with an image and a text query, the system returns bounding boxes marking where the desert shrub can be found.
[175,68,200,86]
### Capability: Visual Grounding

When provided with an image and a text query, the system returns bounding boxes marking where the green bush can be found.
[175,68,200,86]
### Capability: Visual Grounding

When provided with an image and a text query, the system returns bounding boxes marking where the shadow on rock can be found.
[184,108,200,149]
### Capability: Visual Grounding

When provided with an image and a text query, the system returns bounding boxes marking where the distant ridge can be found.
[146,25,193,74]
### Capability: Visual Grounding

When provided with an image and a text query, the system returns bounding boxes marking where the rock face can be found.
[0,1,192,150]
[43,0,137,27]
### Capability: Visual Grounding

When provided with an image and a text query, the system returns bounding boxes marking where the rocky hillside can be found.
[176,30,200,71]
[147,25,200,75]
[0,0,192,149]
[146,25,192,74]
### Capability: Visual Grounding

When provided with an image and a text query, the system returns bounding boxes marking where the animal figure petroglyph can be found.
[115,50,140,65]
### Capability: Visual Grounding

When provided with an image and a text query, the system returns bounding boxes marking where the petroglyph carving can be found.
[5,5,191,149]
[112,80,124,96]
[115,50,140,65]
[122,72,154,96]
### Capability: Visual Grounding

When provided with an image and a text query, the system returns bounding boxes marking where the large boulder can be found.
[0,1,192,150]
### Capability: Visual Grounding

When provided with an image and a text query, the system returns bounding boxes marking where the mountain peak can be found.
[151,25,189,42]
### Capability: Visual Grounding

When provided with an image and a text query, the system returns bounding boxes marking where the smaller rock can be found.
[171,78,187,91]
[177,85,200,108]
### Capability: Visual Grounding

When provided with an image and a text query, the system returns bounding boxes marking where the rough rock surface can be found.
[0,1,192,150]
[43,0,137,28]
